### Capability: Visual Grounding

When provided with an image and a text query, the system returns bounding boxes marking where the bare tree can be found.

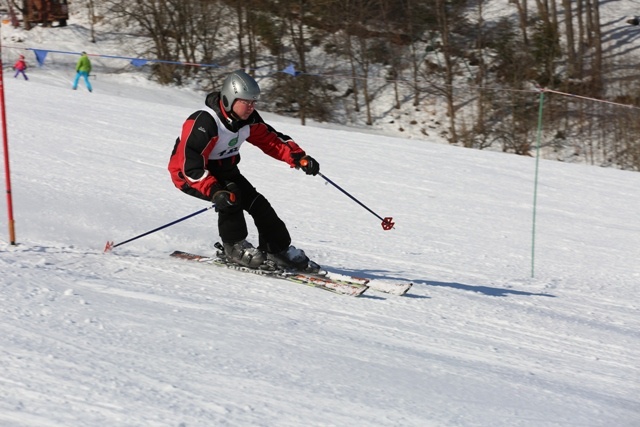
[104,0,230,84]
[511,0,530,46]
[87,0,96,43]
[587,0,603,94]
[472,0,490,148]
[434,0,457,144]
[561,0,577,77]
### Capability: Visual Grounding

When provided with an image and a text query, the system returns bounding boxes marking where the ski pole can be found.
[104,204,215,252]
[319,172,395,230]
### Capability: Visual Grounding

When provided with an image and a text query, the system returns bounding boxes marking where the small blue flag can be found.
[283,63,301,76]
[32,49,48,66]
[130,59,148,67]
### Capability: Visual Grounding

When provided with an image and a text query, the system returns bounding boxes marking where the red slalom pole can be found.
[0,25,16,245]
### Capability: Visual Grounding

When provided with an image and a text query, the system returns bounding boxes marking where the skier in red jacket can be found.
[168,70,320,271]
[13,55,28,80]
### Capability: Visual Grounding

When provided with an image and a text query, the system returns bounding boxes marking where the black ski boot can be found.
[219,240,266,269]
[267,246,320,273]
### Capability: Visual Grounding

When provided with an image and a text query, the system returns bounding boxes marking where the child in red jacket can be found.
[13,55,28,80]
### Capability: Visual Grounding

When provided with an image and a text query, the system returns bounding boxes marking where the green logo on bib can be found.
[229,136,239,147]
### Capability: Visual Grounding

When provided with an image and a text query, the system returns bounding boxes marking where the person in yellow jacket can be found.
[72,52,92,92]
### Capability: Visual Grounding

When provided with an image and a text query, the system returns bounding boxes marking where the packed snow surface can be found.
[1,7,640,425]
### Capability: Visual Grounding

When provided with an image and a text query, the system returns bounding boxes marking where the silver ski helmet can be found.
[220,70,260,112]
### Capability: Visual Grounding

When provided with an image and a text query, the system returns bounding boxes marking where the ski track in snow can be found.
[2,237,639,426]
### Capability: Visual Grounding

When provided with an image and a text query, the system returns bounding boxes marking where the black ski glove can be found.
[292,152,320,176]
[212,182,241,213]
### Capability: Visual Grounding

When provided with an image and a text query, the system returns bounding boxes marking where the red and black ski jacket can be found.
[168,92,306,200]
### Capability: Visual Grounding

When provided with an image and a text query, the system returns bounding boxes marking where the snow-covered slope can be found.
[1,38,639,426]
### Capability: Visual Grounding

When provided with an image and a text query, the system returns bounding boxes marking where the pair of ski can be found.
[170,250,412,297]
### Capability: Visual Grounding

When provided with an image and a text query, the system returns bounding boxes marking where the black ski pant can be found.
[214,169,291,254]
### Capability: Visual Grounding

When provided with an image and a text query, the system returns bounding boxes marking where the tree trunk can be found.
[435,0,457,144]
[562,0,576,77]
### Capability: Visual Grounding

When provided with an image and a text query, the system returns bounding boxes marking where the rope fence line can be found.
[5,44,640,111]
[538,86,640,110]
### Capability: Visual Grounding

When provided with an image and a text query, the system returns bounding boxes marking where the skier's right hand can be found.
[212,182,241,213]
